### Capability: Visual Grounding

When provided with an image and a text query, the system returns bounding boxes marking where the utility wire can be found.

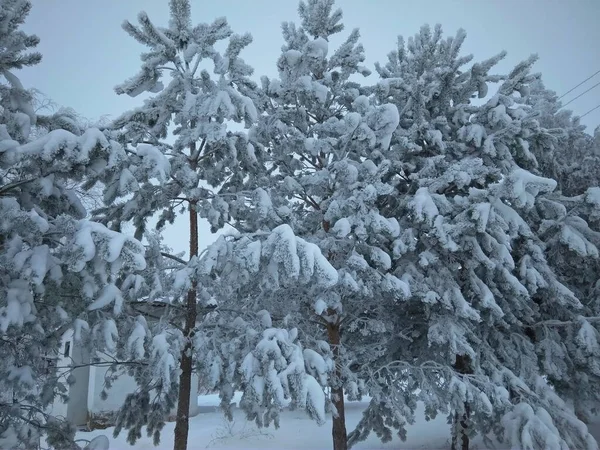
[580,103,600,119]
[561,80,600,108]
[558,69,600,100]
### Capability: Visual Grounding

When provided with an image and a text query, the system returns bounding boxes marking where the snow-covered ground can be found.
[77,394,600,449]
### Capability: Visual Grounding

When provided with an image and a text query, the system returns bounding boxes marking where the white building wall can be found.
[88,362,200,418]
[47,330,82,422]
[48,329,200,428]
[66,342,91,425]
[88,363,138,414]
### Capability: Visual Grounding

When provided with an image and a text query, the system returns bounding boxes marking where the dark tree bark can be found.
[173,196,199,450]
[326,312,348,450]
[451,354,472,450]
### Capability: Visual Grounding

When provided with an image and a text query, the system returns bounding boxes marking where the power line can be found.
[561,80,600,108]
[580,103,600,119]
[558,69,600,100]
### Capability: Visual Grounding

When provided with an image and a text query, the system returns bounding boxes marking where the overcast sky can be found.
[20,0,600,255]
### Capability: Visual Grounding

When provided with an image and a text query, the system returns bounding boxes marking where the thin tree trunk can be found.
[173,199,199,450]
[451,405,470,450]
[451,354,471,450]
[326,313,347,450]
[321,221,348,450]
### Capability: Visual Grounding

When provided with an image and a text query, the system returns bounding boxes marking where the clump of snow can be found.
[127,318,147,360]
[586,187,600,208]
[8,366,35,387]
[88,284,124,314]
[257,309,273,328]
[101,319,118,353]
[410,187,439,224]
[284,49,303,66]
[371,247,392,270]
[373,104,400,150]
[314,298,327,315]
[306,37,328,59]
[73,318,90,341]
[1,280,34,332]
[304,374,326,425]
[459,123,486,148]
[84,435,110,450]
[136,143,171,182]
[503,168,557,209]
[151,333,176,387]
[331,218,351,238]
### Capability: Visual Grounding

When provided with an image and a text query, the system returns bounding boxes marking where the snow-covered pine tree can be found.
[0,1,146,448]
[90,1,266,449]
[516,80,600,425]
[91,1,358,447]
[200,2,406,449]
[522,79,600,196]
[347,25,598,450]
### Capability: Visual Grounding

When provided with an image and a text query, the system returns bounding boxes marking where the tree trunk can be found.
[173,200,199,450]
[326,313,347,450]
[451,354,471,450]
[451,405,470,450]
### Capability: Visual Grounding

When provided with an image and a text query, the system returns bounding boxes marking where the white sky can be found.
[20,0,600,255]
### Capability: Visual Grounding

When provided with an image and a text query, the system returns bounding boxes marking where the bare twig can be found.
[533,317,600,327]
[161,252,188,265]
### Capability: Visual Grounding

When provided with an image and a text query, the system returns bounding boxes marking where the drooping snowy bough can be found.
[347,23,599,450]
[0,2,147,448]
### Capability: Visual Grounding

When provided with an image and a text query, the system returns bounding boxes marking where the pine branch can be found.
[534,317,600,327]
[127,303,186,332]
[191,137,208,162]
[0,176,40,195]
[191,55,201,77]
[299,154,320,170]
[140,140,173,150]
[54,360,147,370]
[2,404,77,445]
